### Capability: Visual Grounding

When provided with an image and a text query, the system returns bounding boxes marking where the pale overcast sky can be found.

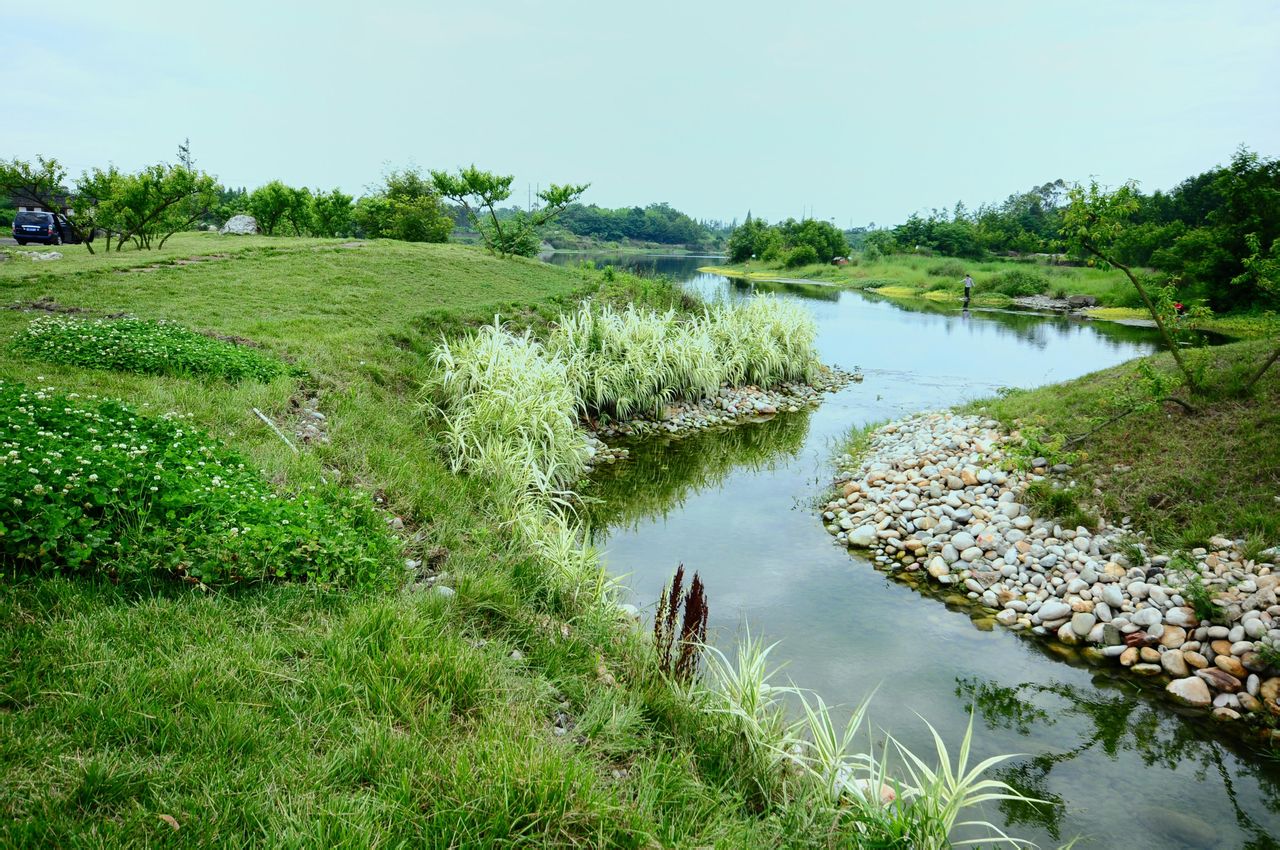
[10,1,1280,226]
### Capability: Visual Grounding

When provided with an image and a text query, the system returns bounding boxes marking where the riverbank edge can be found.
[820,411,1280,749]
[584,365,855,455]
[701,265,1275,339]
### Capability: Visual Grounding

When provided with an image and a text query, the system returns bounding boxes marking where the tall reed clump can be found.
[548,302,722,420]
[705,296,820,388]
[547,295,821,422]
[426,321,589,531]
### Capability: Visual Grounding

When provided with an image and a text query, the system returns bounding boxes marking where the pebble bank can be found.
[823,412,1280,741]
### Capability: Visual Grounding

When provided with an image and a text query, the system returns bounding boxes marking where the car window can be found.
[14,212,53,226]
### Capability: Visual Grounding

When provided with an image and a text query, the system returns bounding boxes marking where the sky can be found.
[10,0,1280,227]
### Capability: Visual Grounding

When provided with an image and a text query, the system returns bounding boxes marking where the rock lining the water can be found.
[822,411,1280,733]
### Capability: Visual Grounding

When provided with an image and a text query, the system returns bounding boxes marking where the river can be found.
[545,253,1280,849]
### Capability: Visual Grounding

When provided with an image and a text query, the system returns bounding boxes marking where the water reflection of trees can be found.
[956,675,1280,848]
[582,410,810,532]
[728,278,842,302]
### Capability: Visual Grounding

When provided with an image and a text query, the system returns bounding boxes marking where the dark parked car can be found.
[11,210,85,245]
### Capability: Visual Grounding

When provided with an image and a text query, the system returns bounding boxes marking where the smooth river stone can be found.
[1102,585,1125,609]
[1195,668,1242,693]
[1215,655,1247,678]
[1158,625,1187,649]
[1071,612,1097,637]
[1166,676,1212,707]
[1131,608,1163,627]
[1165,607,1198,628]
[1161,651,1189,677]
[1037,600,1072,622]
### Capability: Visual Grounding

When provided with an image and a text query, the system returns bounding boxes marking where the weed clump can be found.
[1023,481,1098,531]
[653,564,709,684]
[0,381,397,586]
[11,316,293,382]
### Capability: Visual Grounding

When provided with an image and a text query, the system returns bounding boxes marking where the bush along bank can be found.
[822,412,1280,746]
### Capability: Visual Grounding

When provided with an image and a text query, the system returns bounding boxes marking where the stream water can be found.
[546,253,1280,849]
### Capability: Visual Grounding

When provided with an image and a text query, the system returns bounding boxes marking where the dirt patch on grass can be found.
[7,295,89,315]
[117,254,232,273]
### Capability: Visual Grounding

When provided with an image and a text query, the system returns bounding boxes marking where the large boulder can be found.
[1067,295,1098,308]
[219,214,259,235]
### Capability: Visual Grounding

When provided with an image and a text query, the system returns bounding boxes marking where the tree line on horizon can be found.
[839,146,1278,313]
[1,146,724,257]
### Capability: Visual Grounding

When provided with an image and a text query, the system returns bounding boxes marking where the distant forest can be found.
[846,147,1279,311]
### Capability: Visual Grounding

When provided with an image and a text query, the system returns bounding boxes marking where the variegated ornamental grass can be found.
[11,316,294,382]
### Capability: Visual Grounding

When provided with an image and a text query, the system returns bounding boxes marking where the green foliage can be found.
[79,157,220,252]
[556,201,714,248]
[308,188,354,237]
[11,317,292,383]
[248,180,313,236]
[352,168,452,243]
[981,268,1048,297]
[431,165,588,257]
[548,296,819,420]
[0,381,397,585]
[726,215,848,264]
[1167,553,1218,622]
[1022,481,1097,531]
[783,244,819,268]
[427,322,588,520]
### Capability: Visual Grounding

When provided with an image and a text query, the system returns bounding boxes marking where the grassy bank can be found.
[964,339,1280,548]
[0,235,796,845]
[0,234,1032,847]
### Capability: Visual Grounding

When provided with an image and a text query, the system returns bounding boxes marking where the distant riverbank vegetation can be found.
[717,147,1279,326]
[2,143,728,260]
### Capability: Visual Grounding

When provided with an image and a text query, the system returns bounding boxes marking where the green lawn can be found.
[0,235,844,846]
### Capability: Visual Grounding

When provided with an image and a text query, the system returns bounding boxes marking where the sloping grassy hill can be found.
[0,235,816,846]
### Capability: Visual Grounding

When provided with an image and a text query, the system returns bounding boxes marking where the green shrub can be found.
[783,245,819,268]
[1023,481,1097,530]
[11,316,294,382]
[0,381,398,586]
[926,259,966,278]
[980,269,1048,298]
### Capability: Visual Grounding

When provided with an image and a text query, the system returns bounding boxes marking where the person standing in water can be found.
[962,273,974,306]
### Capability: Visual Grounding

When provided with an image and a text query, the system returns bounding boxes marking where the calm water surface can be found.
[551,254,1280,849]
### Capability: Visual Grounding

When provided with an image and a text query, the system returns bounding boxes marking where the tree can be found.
[310,188,354,238]
[81,163,218,251]
[248,181,311,236]
[1062,181,1201,393]
[430,165,588,257]
[0,156,97,252]
[352,168,452,242]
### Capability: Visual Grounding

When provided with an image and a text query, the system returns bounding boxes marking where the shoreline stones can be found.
[822,411,1280,735]
[592,365,853,440]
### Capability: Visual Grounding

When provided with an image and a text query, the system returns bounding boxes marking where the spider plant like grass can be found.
[699,634,1046,848]
[549,302,723,420]
[548,296,821,421]
[426,320,589,515]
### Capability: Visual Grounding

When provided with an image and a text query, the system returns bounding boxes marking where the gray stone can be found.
[1037,600,1072,622]
[219,213,259,235]
[1071,611,1097,637]
[847,525,878,548]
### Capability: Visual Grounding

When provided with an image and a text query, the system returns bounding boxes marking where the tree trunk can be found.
[1243,343,1280,393]
[1086,242,1199,392]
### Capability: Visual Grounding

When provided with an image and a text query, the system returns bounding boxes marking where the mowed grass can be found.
[0,235,831,846]
[965,339,1280,549]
